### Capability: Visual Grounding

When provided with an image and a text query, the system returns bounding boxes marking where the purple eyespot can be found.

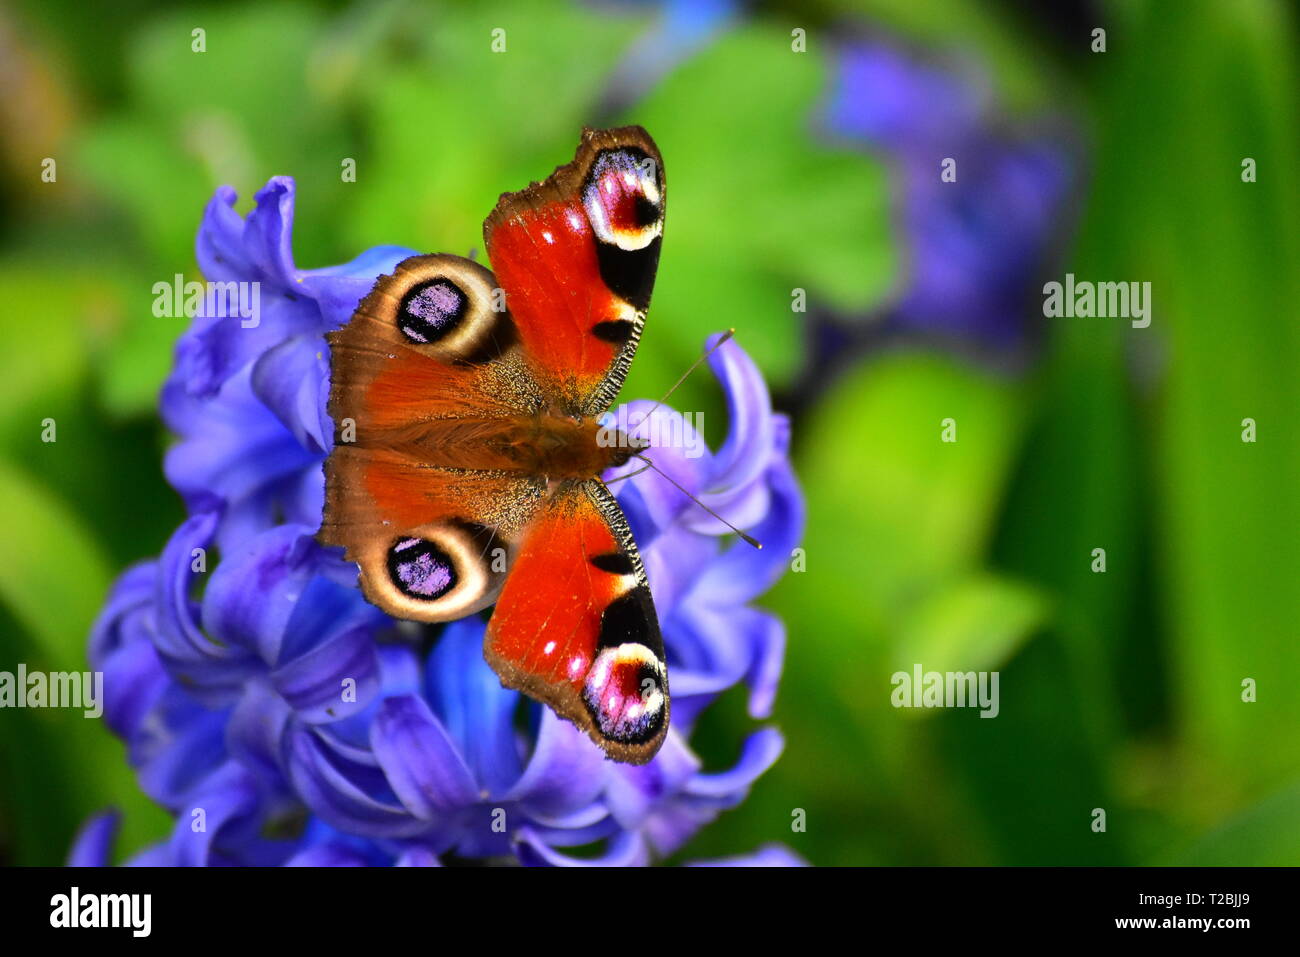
[386,537,456,600]
[398,279,467,343]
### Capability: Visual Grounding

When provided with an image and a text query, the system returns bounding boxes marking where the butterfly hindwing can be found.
[321,445,544,623]
[485,480,668,764]
[484,125,666,416]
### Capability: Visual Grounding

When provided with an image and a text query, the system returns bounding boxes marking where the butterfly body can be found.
[352,409,639,478]
[321,127,671,763]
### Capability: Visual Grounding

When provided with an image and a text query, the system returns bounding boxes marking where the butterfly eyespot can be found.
[581,644,667,745]
[367,254,509,363]
[354,520,514,624]
[582,148,663,253]
[580,149,664,314]
[387,536,457,600]
[397,279,468,344]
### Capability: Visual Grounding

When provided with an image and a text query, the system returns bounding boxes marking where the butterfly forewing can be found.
[484,126,666,416]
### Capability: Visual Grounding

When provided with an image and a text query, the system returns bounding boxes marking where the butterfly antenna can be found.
[634,453,762,549]
[628,329,735,434]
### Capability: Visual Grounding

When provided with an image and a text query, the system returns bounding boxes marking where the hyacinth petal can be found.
[242,176,299,286]
[525,800,610,832]
[168,288,323,402]
[162,371,320,544]
[687,843,809,867]
[195,184,253,283]
[684,727,784,800]
[605,730,702,830]
[125,843,173,866]
[136,704,231,811]
[225,676,293,789]
[153,511,219,660]
[425,618,523,796]
[686,476,769,535]
[294,244,420,330]
[614,401,708,531]
[649,671,716,730]
[507,709,607,818]
[515,828,649,868]
[153,513,257,700]
[285,843,371,866]
[635,522,710,611]
[168,762,263,867]
[394,846,443,867]
[67,809,120,867]
[250,334,332,455]
[742,609,785,719]
[688,420,803,604]
[825,41,987,152]
[272,622,379,725]
[668,607,785,721]
[286,723,428,838]
[88,561,156,664]
[703,333,774,498]
[371,694,481,818]
[522,817,622,854]
[201,524,312,663]
[602,0,738,105]
[100,637,171,741]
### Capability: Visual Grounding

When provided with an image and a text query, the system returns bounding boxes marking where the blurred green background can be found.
[0,0,1297,865]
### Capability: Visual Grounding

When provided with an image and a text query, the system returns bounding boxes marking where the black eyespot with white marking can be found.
[582,148,665,312]
[371,254,509,362]
[386,536,458,600]
[581,643,668,746]
[582,147,663,251]
[397,279,468,344]
[356,520,513,624]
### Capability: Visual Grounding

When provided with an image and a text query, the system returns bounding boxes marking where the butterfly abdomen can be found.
[482,414,638,478]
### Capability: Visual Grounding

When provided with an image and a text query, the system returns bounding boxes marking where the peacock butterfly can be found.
[321,127,671,764]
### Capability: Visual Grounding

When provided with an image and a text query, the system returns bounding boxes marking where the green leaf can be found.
[1168,782,1300,865]
[892,573,1049,679]
[0,463,171,864]
[0,268,91,449]
[346,0,647,256]
[0,463,112,662]
[633,25,897,384]
[749,350,1033,863]
[1070,0,1300,812]
[773,350,1027,630]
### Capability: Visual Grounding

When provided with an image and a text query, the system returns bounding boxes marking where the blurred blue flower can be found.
[75,177,803,866]
[824,37,1073,348]
[595,0,741,109]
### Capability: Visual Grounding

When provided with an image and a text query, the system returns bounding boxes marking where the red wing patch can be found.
[484,480,668,764]
[484,126,665,416]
